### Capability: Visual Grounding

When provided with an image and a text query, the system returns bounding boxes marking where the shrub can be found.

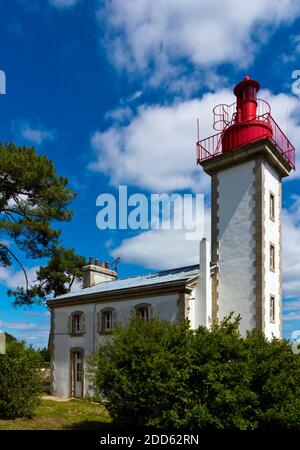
[89,318,192,428]
[4,332,27,357]
[90,316,300,430]
[245,331,300,430]
[185,316,258,430]
[0,347,43,419]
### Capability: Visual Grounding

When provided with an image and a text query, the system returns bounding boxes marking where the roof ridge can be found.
[117,263,199,282]
[51,264,200,301]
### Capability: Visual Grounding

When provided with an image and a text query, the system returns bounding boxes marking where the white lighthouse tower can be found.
[197,76,295,338]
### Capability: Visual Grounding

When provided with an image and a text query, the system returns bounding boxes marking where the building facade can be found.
[47,241,211,398]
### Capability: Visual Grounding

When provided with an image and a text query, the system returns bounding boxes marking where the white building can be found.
[47,240,211,398]
[47,76,295,398]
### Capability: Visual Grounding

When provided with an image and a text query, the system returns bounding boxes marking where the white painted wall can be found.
[263,162,281,339]
[52,292,182,398]
[217,160,256,335]
[216,159,282,338]
[194,239,212,328]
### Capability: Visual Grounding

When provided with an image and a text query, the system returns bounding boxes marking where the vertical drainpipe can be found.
[90,303,97,402]
[93,303,97,352]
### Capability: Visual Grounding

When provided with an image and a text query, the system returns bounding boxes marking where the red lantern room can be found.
[196,76,295,170]
[234,76,260,122]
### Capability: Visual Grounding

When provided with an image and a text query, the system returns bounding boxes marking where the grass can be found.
[0,399,113,430]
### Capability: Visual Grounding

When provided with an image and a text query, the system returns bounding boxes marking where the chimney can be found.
[82,257,117,288]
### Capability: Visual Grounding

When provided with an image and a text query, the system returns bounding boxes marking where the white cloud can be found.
[0,319,50,348]
[90,88,300,193]
[105,107,133,123]
[90,89,233,193]
[0,320,37,330]
[283,300,300,318]
[111,199,211,270]
[112,229,199,270]
[49,0,79,8]
[99,0,300,88]
[282,312,300,321]
[282,195,300,299]
[260,89,300,172]
[0,266,38,290]
[283,299,300,311]
[21,124,56,145]
[24,311,50,317]
[0,264,82,294]
[70,277,83,292]
[286,35,300,61]
[15,120,56,146]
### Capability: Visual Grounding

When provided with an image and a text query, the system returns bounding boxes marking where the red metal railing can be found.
[268,114,295,169]
[196,112,295,169]
[213,98,271,131]
[196,132,223,162]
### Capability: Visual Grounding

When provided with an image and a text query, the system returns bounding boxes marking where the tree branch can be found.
[69,274,76,290]
[0,242,29,292]
[1,208,32,220]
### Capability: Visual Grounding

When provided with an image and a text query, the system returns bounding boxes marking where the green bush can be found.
[5,332,28,357]
[185,317,258,430]
[0,347,43,419]
[90,318,191,428]
[90,316,300,430]
[245,330,300,430]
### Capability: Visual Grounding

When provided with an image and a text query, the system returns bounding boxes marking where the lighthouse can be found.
[197,76,295,338]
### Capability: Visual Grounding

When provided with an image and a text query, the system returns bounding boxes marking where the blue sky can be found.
[0,0,300,348]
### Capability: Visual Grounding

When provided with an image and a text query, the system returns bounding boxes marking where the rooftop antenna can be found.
[111,256,121,273]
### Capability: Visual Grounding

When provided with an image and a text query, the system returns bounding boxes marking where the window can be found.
[270,243,275,271]
[137,307,149,320]
[98,308,116,335]
[70,348,84,398]
[68,311,85,335]
[270,295,275,323]
[103,311,112,332]
[74,315,81,334]
[76,362,81,382]
[134,303,153,321]
[269,192,275,221]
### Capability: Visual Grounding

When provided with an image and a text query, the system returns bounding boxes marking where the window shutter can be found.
[149,306,154,318]
[130,306,136,318]
[112,309,117,328]
[81,313,85,333]
[67,316,72,334]
[97,311,101,333]
[101,311,105,333]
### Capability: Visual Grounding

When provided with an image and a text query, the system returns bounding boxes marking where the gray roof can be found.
[51,264,199,302]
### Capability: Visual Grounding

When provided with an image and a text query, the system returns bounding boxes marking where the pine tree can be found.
[0,142,86,305]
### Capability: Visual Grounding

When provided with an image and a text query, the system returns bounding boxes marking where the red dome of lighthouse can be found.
[222,75,272,153]
[196,75,295,170]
